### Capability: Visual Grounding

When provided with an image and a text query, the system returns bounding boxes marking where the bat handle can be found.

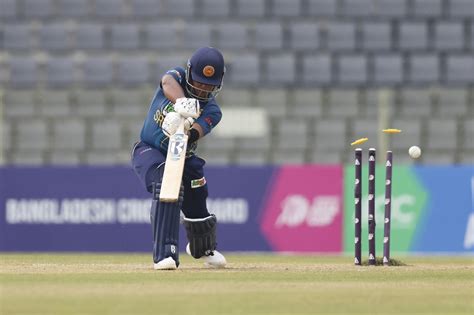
[176,116,186,135]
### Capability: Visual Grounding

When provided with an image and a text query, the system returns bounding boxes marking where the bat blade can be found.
[159,118,188,202]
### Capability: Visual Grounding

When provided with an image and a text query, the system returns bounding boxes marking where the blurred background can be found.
[0,0,473,166]
[0,0,472,255]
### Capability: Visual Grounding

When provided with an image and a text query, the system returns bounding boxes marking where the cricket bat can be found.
[160,117,188,202]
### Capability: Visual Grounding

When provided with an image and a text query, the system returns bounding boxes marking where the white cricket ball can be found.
[409,146,421,159]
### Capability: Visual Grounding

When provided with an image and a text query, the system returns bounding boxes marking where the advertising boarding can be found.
[0,165,343,253]
[0,165,472,254]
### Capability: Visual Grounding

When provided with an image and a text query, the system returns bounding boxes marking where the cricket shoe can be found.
[153,257,177,270]
[186,243,227,269]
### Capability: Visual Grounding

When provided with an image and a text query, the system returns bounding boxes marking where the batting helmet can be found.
[185,47,225,101]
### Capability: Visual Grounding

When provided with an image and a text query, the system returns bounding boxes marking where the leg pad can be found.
[150,178,184,266]
[183,215,217,259]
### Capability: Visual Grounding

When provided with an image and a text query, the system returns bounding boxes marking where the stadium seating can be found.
[58,0,90,18]
[326,22,356,51]
[24,0,54,19]
[399,89,434,117]
[446,56,474,84]
[361,22,392,51]
[82,56,114,87]
[39,23,72,52]
[289,23,320,51]
[16,120,48,151]
[182,23,212,50]
[337,55,367,86]
[307,0,337,17]
[199,0,231,17]
[215,23,249,50]
[413,0,442,17]
[449,0,474,17]
[37,90,72,118]
[373,55,403,86]
[94,0,127,18]
[375,0,407,17]
[265,54,295,84]
[436,89,469,117]
[227,54,260,85]
[110,24,141,50]
[434,22,465,51]
[254,23,283,51]
[0,0,17,19]
[9,57,38,88]
[407,54,440,85]
[117,57,150,87]
[340,0,374,17]
[130,0,161,17]
[76,23,106,50]
[45,57,76,88]
[314,119,347,152]
[302,54,332,86]
[235,0,265,17]
[1,0,473,165]
[52,119,86,151]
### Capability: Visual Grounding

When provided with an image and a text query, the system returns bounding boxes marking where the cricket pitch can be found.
[1,254,473,315]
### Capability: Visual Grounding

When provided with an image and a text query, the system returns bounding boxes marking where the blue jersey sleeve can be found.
[195,102,222,136]
[164,68,185,85]
[158,67,186,91]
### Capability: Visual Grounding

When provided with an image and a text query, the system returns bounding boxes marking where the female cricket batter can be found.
[131,47,227,270]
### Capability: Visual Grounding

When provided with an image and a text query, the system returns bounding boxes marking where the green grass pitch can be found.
[1,253,473,315]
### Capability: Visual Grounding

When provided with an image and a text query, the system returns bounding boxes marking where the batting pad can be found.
[150,180,184,266]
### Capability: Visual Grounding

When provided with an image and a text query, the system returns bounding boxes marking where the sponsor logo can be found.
[208,198,248,223]
[163,102,174,115]
[153,109,162,124]
[5,198,151,224]
[203,65,215,77]
[155,103,175,126]
[357,194,417,227]
[204,117,213,127]
[168,134,185,160]
[275,195,339,228]
[191,177,207,189]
